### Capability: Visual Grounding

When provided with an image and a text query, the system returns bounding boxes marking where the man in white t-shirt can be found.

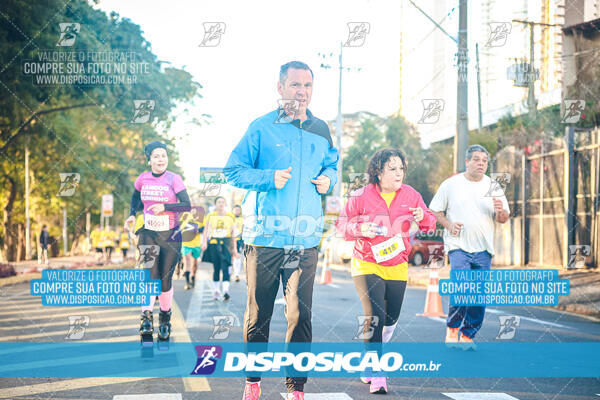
[429,144,509,349]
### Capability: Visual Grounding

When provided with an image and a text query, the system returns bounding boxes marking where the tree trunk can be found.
[2,176,17,261]
[16,223,24,262]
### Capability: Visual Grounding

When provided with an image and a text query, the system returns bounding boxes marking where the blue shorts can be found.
[182,246,202,259]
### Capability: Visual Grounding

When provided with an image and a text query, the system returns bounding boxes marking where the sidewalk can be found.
[10,255,100,274]
[329,262,600,320]
[1,255,136,287]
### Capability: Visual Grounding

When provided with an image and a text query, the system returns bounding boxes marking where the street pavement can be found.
[0,262,599,399]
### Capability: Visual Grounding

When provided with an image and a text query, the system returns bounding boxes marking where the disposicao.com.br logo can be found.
[188,343,442,377]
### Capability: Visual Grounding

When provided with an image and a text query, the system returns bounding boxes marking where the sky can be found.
[95,0,405,186]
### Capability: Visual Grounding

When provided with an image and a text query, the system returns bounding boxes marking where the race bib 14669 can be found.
[145,213,169,231]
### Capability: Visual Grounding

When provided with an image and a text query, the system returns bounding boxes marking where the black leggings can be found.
[352,274,407,343]
[203,239,232,282]
[137,228,181,292]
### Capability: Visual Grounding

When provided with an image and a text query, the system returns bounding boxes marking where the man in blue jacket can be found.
[224,61,339,400]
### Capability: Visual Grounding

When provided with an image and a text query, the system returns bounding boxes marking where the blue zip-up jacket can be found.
[224,108,339,249]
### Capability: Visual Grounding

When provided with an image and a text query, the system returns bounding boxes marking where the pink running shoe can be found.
[360,376,371,384]
[242,382,261,400]
[370,377,388,394]
[285,391,304,400]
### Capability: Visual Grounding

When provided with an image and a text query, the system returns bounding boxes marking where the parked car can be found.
[408,233,444,266]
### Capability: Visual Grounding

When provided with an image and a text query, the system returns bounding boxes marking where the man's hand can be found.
[449,222,463,236]
[493,198,504,214]
[311,175,331,194]
[275,167,292,189]
[409,207,424,222]
[493,198,509,223]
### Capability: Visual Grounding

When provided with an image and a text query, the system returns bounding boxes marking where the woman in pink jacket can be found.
[337,148,437,394]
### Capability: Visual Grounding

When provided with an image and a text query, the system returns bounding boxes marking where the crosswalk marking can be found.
[280,394,353,399]
[0,289,210,393]
[442,393,520,400]
[0,321,139,341]
[0,308,134,323]
[0,314,134,330]
[0,377,152,399]
[486,308,572,329]
[114,395,182,400]
[0,305,118,317]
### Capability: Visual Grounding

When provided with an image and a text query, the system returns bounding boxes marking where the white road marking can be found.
[114,394,182,400]
[280,393,353,399]
[443,393,520,400]
[326,283,340,288]
[275,297,286,305]
[428,317,446,323]
[486,308,572,329]
[0,377,152,399]
[185,272,240,328]
[0,322,138,341]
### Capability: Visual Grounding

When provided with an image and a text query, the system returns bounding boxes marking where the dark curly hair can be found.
[367,148,407,186]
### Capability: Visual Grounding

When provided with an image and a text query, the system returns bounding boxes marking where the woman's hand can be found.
[147,204,165,214]
[124,216,136,232]
[360,222,379,239]
[409,207,424,222]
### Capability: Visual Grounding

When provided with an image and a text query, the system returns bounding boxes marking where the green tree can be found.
[0,0,204,261]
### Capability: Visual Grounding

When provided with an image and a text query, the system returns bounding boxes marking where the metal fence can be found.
[493,127,599,268]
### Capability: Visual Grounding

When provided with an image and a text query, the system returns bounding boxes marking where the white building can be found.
[399,0,567,147]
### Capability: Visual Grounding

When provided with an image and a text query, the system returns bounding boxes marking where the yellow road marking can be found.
[171,301,211,392]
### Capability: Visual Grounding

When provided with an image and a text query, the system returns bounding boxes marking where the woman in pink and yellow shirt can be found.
[337,148,436,394]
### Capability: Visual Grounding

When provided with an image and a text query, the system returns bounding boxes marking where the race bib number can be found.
[371,235,406,263]
[145,213,169,231]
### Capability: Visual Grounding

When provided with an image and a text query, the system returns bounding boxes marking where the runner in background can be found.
[180,207,204,290]
[124,140,191,343]
[90,225,103,263]
[232,204,244,282]
[118,229,130,260]
[201,196,238,300]
[337,148,437,394]
[103,225,117,264]
[429,144,510,349]
[38,225,50,265]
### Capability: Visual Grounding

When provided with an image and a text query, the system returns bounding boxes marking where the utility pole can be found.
[454,0,469,173]
[335,42,343,198]
[527,22,536,120]
[512,20,560,120]
[319,44,361,198]
[476,43,483,133]
[409,0,468,173]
